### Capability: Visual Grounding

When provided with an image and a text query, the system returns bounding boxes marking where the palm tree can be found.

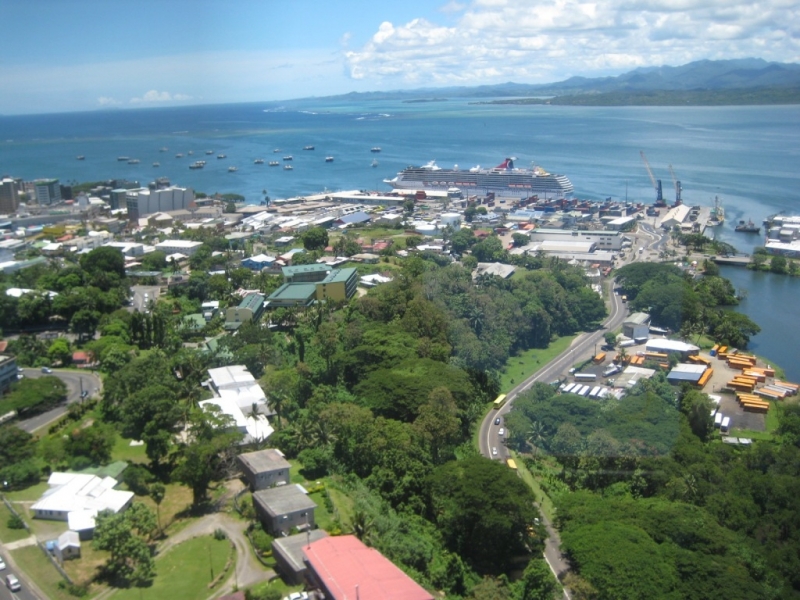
[351,509,375,544]
[527,421,546,458]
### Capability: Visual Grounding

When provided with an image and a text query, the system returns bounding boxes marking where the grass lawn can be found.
[729,428,774,441]
[113,536,232,600]
[308,491,335,531]
[247,577,303,599]
[498,335,575,393]
[62,543,109,589]
[111,434,148,464]
[326,485,355,530]
[10,544,74,600]
[0,502,31,543]
[512,452,556,522]
[137,484,194,536]
[3,480,49,502]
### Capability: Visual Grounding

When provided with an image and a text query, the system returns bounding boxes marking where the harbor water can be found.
[1,100,799,373]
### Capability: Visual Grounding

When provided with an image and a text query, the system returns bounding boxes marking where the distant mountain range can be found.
[320,59,800,105]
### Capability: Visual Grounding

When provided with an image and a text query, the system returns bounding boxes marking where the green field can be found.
[113,536,232,600]
[498,335,575,393]
[10,545,74,600]
[0,502,31,543]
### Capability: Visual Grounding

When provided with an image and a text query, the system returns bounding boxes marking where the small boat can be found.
[189,160,206,169]
[371,147,381,153]
[152,162,160,167]
[273,148,281,153]
[217,154,226,159]
[269,161,280,167]
[735,219,761,234]
[188,151,193,155]
[127,159,140,164]
[175,153,184,158]
[76,155,85,160]
[283,155,293,161]
[325,156,334,162]
[117,156,129,161]
[228,166,238,172]
[303,145,315,151]
[254,158,265,164]
[284,164,293,170]
[206,150,214,155]
[371,159,379,168]
[159,147,168,153]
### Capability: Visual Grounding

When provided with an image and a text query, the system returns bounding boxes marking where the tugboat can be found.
[76,155,85,160]
[152,162,160,167]
[303,145,315,151]
[735,219,761,234]
[228,166,238,172]
[325,156,334,163]
[371,147,381,153]
[217,154,227,159]
[283,155,293,161]
[189,160,206,170]
[206,150,214,155]
[284,164,293,171]
[269,161,279,167]
[254,158,265,164]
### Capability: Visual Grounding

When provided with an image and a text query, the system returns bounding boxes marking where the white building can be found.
[528,228,625,251]
[34,179,61,205]
[660,204,692,230]
[125,186,195,221]
[200,366,276,442]
[32,473,133,537]
[154,239,204,256]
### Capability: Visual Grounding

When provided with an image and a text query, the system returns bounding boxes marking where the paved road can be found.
[16,369,103,434]
[477,222,666,594]
[0,546,44,600]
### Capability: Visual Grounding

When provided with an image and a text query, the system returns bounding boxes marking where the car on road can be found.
[81,390,89,399]
[5,574,21,592]
[492,447,498,456]
[498,428,505,436]
[41,366,53,373]
[494,417,501,425]
[0,557,5,570]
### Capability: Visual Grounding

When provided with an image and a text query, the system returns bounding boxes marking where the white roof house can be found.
[32,473,133,534]
[199,397,274,444]
[202,365,275,443]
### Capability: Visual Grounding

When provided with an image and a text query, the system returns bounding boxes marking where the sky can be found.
[1,0,797,115]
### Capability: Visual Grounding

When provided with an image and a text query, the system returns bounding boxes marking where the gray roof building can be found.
[272,530,328,584]
[253,484,317,536]
[237,449,291,491]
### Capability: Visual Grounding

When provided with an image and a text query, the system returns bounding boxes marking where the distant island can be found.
[307,58,800,107]
[471,87,800,107]
[402,98,449,103]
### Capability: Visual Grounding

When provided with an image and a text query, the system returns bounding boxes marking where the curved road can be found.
[478,223,664,592]
[16,368,103,434]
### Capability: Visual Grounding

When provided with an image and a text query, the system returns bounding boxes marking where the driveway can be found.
[156,512,273,598]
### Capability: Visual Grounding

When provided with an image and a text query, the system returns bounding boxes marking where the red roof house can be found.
[303,535,433,600]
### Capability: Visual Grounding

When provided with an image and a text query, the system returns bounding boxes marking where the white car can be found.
[0,557,5,570]
[5,574,20,592]
[492,447,498,456]
[498,428,505,436]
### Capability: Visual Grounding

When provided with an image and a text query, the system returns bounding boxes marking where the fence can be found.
[1,494,73,584]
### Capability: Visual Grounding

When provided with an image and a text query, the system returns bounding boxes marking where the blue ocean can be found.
[1,99,799,376]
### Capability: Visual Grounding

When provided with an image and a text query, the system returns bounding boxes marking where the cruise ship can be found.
[384,158,574,198]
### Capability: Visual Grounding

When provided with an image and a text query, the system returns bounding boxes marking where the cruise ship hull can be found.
[384,159,574,199]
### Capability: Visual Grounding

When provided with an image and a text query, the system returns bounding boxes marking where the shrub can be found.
[213,528,228,541]
[245,584,282,600]
[249,526,273,556]
[7,514,25,530]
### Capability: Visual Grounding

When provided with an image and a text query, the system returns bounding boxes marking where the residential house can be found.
[31,473,134,539]
[303,536,434,600]
[253,484,317,536]
[237,448,291,491]
[272,530,328,584]
[55,531,81,562]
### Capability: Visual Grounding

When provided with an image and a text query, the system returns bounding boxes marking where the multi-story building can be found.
[0,178,19,214]
[0,354,18,395]
[34,179,61,205]
[153,239,204,257]
[125,186,195,221]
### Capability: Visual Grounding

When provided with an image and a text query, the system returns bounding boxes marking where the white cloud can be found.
[96,96,121,107]
[129,90,192,104]
[345,0,800,87]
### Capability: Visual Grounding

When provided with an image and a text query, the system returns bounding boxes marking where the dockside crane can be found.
[668,164,682,206]
[640,151,665,206]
